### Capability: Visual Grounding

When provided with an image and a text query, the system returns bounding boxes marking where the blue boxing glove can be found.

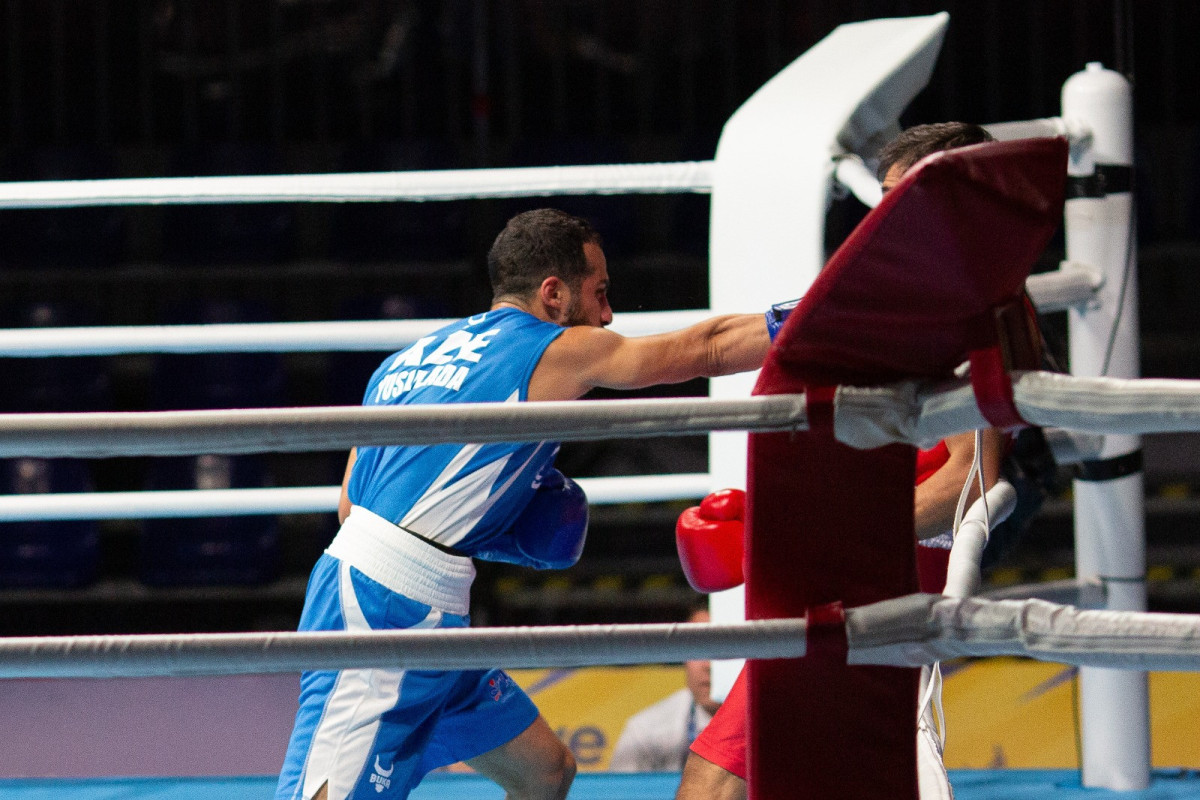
[765,298,801,342]
[472,468,589,569]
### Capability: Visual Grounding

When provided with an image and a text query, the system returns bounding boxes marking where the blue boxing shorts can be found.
[276,507,540,800]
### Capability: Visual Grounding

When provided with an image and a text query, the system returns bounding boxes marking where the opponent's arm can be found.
[914,429,1006,540]
[529,313,771,401]
[337,448,357,525]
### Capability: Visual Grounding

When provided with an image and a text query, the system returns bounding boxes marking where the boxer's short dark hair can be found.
[488,209,603,301]
[876,121,996,180]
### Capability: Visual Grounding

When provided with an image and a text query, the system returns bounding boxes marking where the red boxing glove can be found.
[675,488,746,593]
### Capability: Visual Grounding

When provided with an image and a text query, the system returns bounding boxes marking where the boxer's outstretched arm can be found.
[529,314,770,401]
[914,429,1005,540]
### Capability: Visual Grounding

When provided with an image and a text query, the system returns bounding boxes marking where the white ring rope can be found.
[7,595,1200,679]
[849,595,1200,672]
[833,155,884,208]
[0,395,809,459]
[0,486,341,522]
[835,371,1200,448]
[0,274,1097,358]
[1025,264,1104,313]
[0,619,807,679]
[0,310,709,357]
[3,371,1200,459]
[0,474,712,522]
[984,116,1093,145]
[0,162,715,209]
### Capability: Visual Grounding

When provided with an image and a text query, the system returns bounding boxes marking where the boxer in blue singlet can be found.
[276,208,778,800]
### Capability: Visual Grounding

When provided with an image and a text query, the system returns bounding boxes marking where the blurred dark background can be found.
[1,0,1198,635]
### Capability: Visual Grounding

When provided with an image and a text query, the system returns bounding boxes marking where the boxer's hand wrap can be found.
[675,488,746,593]
[473,468,588,570]
[765,298,801,342]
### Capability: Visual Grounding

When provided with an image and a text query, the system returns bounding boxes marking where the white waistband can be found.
[325,505,475,616]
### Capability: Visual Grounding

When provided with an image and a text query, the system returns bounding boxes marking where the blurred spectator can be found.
[609,605,719,772]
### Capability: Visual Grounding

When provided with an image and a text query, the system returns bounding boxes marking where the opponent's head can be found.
[488,208,611,327]
[876,121,995,191]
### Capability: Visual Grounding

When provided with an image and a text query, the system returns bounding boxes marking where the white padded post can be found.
[1063,62,1149,791]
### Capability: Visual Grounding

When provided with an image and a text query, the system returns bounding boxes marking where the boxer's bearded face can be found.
[564,294,588,326]
[564,242,613,328]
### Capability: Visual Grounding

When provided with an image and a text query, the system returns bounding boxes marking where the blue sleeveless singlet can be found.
[346,307,566,554]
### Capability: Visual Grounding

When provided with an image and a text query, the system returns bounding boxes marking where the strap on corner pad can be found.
[805,384,837,437]
[968,345,1026,429]
[806,601,848,662]
[969,298,1037,430]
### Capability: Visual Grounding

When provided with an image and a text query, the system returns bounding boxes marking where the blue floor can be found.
[952,770,1200,798]
[2,770,1200,798]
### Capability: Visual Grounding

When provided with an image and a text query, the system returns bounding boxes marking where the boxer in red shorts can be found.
[672,122,1007,800]
[674,437,1003,796]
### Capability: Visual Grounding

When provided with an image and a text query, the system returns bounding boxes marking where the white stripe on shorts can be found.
[300,560,443,800]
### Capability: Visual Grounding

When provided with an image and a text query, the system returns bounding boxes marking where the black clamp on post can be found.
[1066,163,1133,199]
[1074,449,1143,482]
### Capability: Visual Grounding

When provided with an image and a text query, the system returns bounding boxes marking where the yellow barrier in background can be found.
[942,658,1200,769]
[509,666,686,771]
[506,660,1200,772]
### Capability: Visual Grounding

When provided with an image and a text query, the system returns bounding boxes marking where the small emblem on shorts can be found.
[488,674,511,702]
[370,755,394,793]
